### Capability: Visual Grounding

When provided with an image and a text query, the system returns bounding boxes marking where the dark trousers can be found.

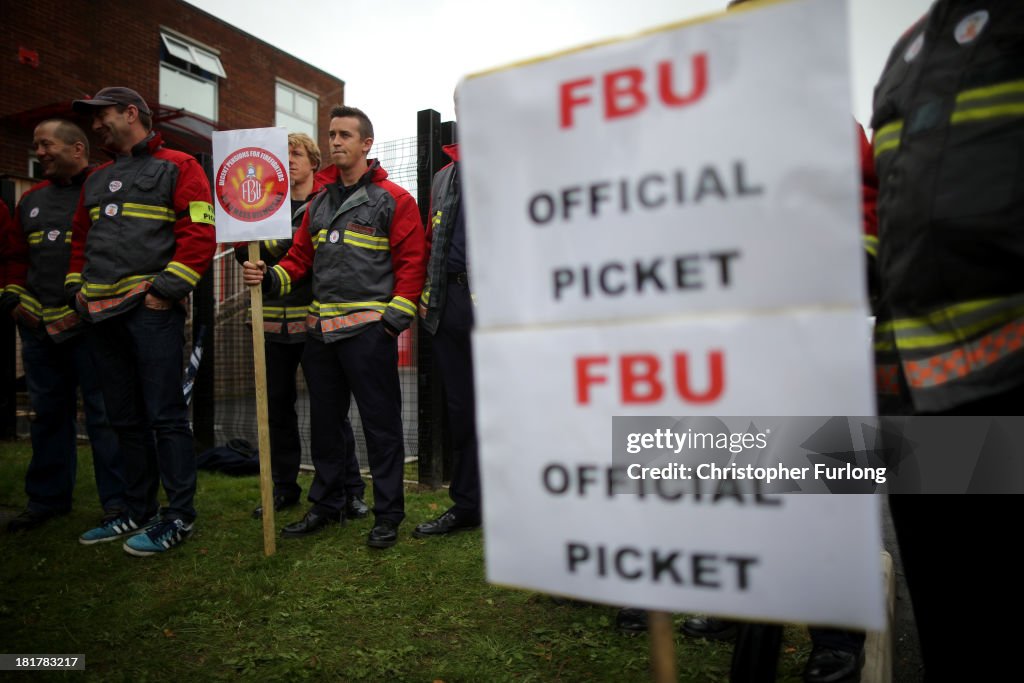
[302,326,405,523]
[889,384,1024,681]
[19,326,124,514]
[89,305,196,523]
[432,282,481,516]
[265,339,363,501]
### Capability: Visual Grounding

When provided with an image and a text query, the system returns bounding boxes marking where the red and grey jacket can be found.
[871,2,1024,412]
[6,169,92,341]
[234,180,322,343]
[265,160,426,342]
[65,132,216,322]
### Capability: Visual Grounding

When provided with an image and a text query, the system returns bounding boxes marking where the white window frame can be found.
[275,80,318,138]
[160,31,226,77]
[160,61,219,122]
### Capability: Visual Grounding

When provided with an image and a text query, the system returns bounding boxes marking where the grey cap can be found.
[73,86,152,116]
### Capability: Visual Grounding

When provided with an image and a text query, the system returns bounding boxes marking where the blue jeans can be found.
[19,326,125,514]
[89,304,196,523]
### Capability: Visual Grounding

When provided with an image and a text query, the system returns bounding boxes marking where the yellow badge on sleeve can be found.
[189,201,216,225]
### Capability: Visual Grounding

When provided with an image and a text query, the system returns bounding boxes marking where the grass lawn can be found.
[0,440,811,681]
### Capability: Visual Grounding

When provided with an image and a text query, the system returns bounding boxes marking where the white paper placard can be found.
[459,0,883,629]
[212,127,291,243]
[459,0,864,329]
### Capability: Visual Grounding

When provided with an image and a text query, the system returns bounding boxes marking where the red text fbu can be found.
[559,53,708,129]
[575,351,725,405]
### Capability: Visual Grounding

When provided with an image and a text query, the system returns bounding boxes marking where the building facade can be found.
[0,0,344,198]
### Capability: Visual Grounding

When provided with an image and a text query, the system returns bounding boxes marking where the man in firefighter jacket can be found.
[2,119,124,534]
[413,141,482,538]
[872,3,1024,679]
[235,132,368,521]
[67,87,216,556]
[243,106,426,549]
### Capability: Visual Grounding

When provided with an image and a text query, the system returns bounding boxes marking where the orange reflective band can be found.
[86,281,151,314]
[316,310,383,333]
[904,318,1024,389]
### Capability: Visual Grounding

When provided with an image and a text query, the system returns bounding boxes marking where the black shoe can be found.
[280,509,341,538]
[367,519,399,549]
[412,508,480,538]
[680,616,738,641]
[344,496,370,520]
[615,608,648,633]
[803,646,864,683]
[252,495,300,519]
[7,507,63,532]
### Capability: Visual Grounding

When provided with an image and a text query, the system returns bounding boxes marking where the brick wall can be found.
[0,0,344,179]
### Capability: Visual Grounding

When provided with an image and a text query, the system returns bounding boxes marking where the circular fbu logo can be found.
[104,203,119,217]
[329,229,340,244]
[215,146,288,222]
[29,207,40,218]
[47,230,61,242]
[109,180,123,192]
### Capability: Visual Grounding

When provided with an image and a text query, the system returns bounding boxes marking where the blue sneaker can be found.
[123,519,194,557]
[79,514,155,545]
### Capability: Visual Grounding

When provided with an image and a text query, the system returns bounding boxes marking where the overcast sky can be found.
[186,0,933,142]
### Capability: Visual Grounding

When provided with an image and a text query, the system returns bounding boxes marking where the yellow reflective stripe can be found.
[956,79,1024,104]
[863,235,878,259]
[65,273,83,287]
[270,264,291,295]
[876,297,1006,334]
[263,239,287,258]
[421,288,431,305]
[165,261,201,286]
[877,296,1024,351]
[189,201,215,225]
[122,203,176,221]
[16,292,42,315]
[431,211,442,229]
[41,305,75,323]
[27,232,43,244]
[873,120,902,159]
[388,296,416,317]
[263,306,307,320]
[89,207,100,221]
[343,231,390,251]
[83,275,154,296]
[951,103,1024,124]
[311,301,387,315]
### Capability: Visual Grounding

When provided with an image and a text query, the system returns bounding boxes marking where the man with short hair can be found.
[238,132,367,521]
[244,106,426,549]
[68,87,216,556]
[3,119,125,534]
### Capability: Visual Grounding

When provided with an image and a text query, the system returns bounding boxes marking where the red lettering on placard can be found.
[575,350,725,405]
[620,354,663,403]
[558,54,708,129]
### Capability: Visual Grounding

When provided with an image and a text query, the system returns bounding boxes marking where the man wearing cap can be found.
[68,87,216,556]
[2,119,125,534]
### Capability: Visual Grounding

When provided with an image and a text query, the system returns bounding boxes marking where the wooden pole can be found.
[248,242,276,557]
[648,611,677,683]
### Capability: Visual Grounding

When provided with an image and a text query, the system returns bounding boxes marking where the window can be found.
[276,82,318,137]
[160,33,225,77]
[159,31,225,122]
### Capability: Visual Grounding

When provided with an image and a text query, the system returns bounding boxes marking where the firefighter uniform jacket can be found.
[419,143,462,336]
[234,181,322,343]
[5,170,91,341]
[265,161,426,343]
[871,2,1024,413]
[65,133,216,321]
